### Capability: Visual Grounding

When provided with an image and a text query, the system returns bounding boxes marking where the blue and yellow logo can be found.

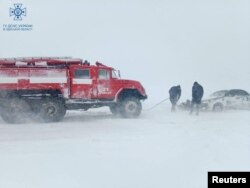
[9,4,27,21]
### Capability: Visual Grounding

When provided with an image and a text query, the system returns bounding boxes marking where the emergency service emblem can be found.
[9,4,27,21]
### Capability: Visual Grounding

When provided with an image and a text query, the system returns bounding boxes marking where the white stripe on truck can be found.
[0,78,18,83]
[30,77,67,83]
[0,77,67,84]
[72,78,92,84]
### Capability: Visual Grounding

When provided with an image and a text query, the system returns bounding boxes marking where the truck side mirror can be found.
[118,70,121,78]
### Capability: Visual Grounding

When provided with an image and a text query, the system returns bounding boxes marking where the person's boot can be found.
[171,105,176,112]
[196,108,199,115]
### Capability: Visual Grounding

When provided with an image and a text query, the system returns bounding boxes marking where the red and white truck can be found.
[0,57,147,123]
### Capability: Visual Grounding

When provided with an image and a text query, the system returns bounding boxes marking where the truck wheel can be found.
[213,103,223,112]
[120,97,142,118]
[38,99,66,122]
[1,98,31,123]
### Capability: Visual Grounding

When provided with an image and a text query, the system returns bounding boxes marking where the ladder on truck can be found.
[0,57,83,66]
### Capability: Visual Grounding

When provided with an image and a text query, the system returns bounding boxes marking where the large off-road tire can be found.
[213,103,223,112]
[38,99,66,122]
[0,98,31,124]
[120,97,142,118]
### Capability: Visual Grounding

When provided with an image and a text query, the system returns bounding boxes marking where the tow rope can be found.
[144,97,169,111]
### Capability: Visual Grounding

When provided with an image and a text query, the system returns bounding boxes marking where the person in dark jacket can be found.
[169,85,181,112]
[190,81,204,115]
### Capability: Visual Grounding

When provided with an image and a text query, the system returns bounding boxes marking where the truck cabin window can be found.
[98,69,110,80]
[74,69,90,79]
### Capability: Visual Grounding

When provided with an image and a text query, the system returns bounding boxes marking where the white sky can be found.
[0,0,249,101]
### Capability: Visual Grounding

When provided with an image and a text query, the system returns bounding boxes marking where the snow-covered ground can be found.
[0,103,249,188]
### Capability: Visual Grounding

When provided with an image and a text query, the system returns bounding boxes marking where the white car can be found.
[202,89,250,111]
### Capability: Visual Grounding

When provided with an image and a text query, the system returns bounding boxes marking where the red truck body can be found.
[0,57,147,123]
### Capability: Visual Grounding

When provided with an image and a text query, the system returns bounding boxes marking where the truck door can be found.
[97,69,112,99]
[70,68,93,99]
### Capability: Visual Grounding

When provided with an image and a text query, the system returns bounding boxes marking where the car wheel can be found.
[213,103,223,112]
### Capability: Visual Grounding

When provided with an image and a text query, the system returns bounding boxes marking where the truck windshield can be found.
[112,69,120,79]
